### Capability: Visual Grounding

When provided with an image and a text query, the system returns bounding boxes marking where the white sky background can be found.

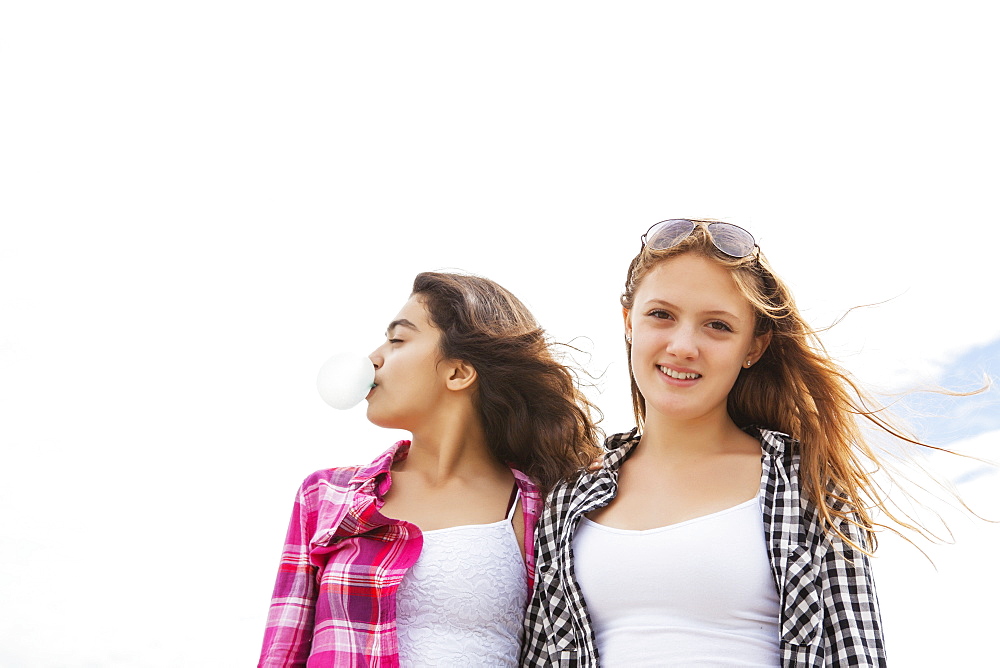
[2,2,999,666]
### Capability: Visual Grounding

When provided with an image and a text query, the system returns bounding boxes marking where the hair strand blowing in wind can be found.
[414,271,602,496]
[622,220,986,554]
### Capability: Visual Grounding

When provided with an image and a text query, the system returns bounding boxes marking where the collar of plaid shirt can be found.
[521,428,886,668]
[259,440,542,668]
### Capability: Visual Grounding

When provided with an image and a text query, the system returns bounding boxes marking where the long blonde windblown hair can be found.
[621,220,960,553]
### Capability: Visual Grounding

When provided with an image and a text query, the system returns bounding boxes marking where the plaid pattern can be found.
[259,440,542,667]
[521,429,886,668]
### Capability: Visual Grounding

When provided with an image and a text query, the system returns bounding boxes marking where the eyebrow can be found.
[642,298,743,321]
[386,319,419,335]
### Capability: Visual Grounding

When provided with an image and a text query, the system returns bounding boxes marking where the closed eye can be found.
[388,338,403,344]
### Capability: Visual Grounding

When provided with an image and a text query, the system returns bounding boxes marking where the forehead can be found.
[635,254,752,315]
[388,295,435,331]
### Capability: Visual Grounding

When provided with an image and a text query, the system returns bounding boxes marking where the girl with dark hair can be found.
[521,219,931,667]
[259,271,599,667]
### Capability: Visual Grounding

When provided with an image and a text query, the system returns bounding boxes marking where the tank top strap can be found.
[505,484,521,520]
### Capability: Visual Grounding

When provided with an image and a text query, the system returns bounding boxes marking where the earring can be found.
[626,335,632,344]
[745,359,752,367]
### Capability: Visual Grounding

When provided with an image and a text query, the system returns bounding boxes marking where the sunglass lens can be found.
[646,219,695,250]
[708,223,755,257]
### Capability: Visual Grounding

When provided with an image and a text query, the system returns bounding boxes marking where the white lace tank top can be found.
[395,490,527,668]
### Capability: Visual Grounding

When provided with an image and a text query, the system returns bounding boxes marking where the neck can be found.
[400,397,507,483]
[637,407,747,460]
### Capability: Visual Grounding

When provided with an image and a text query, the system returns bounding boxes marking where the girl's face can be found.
[625,253,770,426]
[366,295,452,431]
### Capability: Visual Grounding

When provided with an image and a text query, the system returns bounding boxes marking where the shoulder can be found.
[290,468,366,525]
[511,467,541,494]
[296,440,408,500]
[751,426,790,440]
[748,426,796,454]
[589,428,641,472]
[603,428,640,453]
[300,465,361,489]
[542,430,637,509]
[511,467,543,513]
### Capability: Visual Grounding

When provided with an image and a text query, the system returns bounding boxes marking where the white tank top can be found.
[573,496,780,667]
[395,491,527,668]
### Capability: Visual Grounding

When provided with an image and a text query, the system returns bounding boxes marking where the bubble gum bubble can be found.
[317,353,375,410]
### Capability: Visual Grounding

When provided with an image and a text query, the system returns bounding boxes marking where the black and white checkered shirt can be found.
[521,428,886,667]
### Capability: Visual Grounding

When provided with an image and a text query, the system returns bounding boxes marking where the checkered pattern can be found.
[258,440,542,667]
[521,429,886,667]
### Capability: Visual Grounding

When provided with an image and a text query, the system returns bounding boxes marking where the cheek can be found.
[629,341,661,389]
[629,330,658,358]
[711,343,748,370]
[628,340,649,375]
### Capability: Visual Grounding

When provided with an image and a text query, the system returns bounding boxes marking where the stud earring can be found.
[626,335,632,344]
[745,359,753,367]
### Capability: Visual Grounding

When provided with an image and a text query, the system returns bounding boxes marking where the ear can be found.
[444,359,478,391]
[622,307,632,342]
[746,330,772,366]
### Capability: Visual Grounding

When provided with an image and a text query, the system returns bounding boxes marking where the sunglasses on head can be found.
[641,219,758,259]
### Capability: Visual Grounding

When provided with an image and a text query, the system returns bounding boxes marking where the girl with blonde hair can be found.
[522,219,916,667]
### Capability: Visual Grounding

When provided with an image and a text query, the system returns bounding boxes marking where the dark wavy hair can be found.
[412,271,601,495]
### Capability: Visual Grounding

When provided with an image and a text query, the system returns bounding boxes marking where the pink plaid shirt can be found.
[258,440,542,667]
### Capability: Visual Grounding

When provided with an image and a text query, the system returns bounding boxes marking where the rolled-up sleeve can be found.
[258,483,317,668]
[821,515,886,666]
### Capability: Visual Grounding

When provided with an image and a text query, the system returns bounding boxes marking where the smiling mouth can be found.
[658,366,701,380]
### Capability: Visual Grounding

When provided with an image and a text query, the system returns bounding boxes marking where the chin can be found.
[365,405,387,428]
[644,397,718,423]
[365,406,406,431]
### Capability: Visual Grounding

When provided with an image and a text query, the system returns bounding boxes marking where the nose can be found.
[665,325,698,360]
[368,347,383,370]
